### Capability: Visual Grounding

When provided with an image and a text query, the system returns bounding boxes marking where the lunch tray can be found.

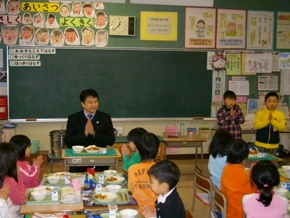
[41,173,78,186]
[83,189,137,206]
[65,148,117,157]
[84,211,141,218]
[25,187,61,205]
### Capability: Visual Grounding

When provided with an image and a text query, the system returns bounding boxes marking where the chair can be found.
[191,170,213,218]
[211,185,227,218]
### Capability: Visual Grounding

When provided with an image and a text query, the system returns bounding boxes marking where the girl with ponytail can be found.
[242,160,288,218]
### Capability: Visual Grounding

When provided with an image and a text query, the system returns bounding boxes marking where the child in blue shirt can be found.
[121,127,147,172]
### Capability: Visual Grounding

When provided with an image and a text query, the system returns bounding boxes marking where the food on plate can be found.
[94,193,108,200]
[106,176,117,182]
[249,150,258,155]
[85,145,100,150]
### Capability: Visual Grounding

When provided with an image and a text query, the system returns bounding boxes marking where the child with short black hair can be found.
[10,134,43,189]
[128,132,160,213]
[254,92,286,155]
[142,160,186,218]
[242,160,288,218]
[208,129,234,189]
[217,90,245,139]
[121,127,147,172]
[220,139,256,218]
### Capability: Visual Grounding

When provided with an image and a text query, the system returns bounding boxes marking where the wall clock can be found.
[109,16,136,36]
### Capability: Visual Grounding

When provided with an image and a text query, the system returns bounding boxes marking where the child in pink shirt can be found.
[10,135,43,189]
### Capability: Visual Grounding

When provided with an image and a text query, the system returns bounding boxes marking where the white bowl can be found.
[103,170,117,177]
[54,172,71,180]
[85,145,101,153]
[105,184,122,193]
[47,176,60,184]
[119,209,138,218]
[282,165,290,179]
[105,176,125,184]
[34,186,54,196]
[72,145,84,153]
[274,187,288,197]
[30,190,47,201]
[93,192,118,203]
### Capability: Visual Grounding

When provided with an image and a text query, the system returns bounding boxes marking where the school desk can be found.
[62,148,121,171]
[20,200,84,215]
[110,136,165,161]
[246,153,283,167]
[163,135,207,162]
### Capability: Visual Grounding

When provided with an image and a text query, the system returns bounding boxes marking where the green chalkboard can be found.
[8,48,212,119]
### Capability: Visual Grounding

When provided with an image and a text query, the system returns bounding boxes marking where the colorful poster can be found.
[184,7,216,48]
[246,10,274,50]
[278,52,290,69]
[244,53,272,73]
[276,12,290,49]
[226,53,241,75]
[216,9,246,49]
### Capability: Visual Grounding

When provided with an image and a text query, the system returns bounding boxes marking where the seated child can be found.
[220,139,256,218]
[121,127,147,172]
[128,132,160,213]
[242,160,288,218]
[10,135,43,189]
[142,160,186,218]
[0,142,26,217]
[208,129,234,189]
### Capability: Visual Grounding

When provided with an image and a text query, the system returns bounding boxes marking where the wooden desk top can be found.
[163,135,207,142]
[20,201,84,215]
[61,149,121,159]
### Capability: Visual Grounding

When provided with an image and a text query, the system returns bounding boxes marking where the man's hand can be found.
[85,119,95,136]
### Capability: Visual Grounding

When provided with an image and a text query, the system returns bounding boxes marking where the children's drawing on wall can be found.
[0,0,6,14]
[95,29,108,47]
[64,27,80,45]
[33,12,45,28]
[22,12,32,24]
[93,2,104,10]
[94,11,108,29]
[83,3,95,18]
[60,4,70,17]
[6,0,20,15]
[196,19,205,37]
[70,1,83,17]
[19,25,35,45]
[245,53,272,73]
[46,13,60,28]
[225,22,237,36]
[35,27,49,45]
[81,27,94,46]
[1,25,18,45]
[247,99,259,114]
[50,29,64,46]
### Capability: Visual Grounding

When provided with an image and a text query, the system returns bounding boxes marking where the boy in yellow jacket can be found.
[254,92,286,155]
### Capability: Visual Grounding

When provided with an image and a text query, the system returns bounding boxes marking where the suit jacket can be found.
[156,188,186,218]
[64,110,115,147]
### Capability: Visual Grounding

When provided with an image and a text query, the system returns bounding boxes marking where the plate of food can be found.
[54,172,71,180]
[33,186,54,196]
[105,176,125,184]
[93,192,118,203]
[85,145,101,153]
[248,149,259,157]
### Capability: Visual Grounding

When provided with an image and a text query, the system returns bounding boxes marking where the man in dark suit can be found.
[64,88,115,172]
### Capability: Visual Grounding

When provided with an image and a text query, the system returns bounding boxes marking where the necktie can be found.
[87,114,93,120]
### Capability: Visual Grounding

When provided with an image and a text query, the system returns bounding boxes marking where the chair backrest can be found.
[212,185,227,218]
[193,170,213,205]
